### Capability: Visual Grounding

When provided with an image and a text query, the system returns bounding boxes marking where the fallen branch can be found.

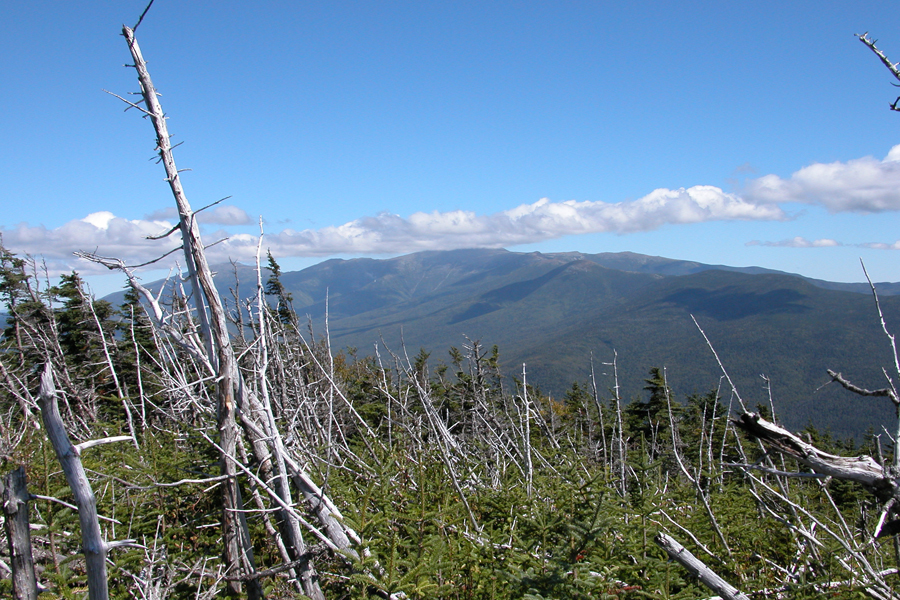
[654,533,750,600]
[74,436,134,455]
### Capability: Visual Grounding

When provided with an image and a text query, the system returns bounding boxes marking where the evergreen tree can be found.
[563,382,593,448]
[0,244,28,343]
[264,250,295,326]
[50,272,118,395]
[625,367,675,456]
[115,284,161,398]
[0,243,52,364]
[52,272,92,358]
[680,389,723,450]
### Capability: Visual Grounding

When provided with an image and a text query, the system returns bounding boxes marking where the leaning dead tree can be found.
[36,364,134,600]
[731,408,900,599]
[118,24,267,600]
[76,16,397,598]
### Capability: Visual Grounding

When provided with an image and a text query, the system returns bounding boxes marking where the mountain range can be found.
[107,249,900,440]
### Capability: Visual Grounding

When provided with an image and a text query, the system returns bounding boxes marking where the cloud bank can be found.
[1,187,780,274]
[0,212,180,275]
[862,241,900,250]
[144,205,252,225]
[746,237,841,248]
[744,146,900,212]
[265,186,782,256]
[5,145,900,275]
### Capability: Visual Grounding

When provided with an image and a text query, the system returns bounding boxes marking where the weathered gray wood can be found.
[733,411,900,599]
[2,466,38,600]
[733,412,892,497]
[121,23,316,600]
[37,364,109,600]
[654,533,750,600]
[239,404,321,593]
[121,25,259,598]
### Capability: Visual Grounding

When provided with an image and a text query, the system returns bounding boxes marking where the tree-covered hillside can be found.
[109,248,900,439]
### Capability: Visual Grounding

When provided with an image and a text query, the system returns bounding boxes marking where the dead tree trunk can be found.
[732,410,900,598]
[733,412,894,498]
[121,25,266,598]
[2,466,38,600]
[247,241,322,594]
[117,23,352,598]
[654,533,750,600]
[37,364,109,600]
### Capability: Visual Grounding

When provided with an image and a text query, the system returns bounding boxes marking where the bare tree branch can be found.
[827,369,898,406]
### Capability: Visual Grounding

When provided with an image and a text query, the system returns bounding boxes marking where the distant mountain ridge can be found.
[275,248,900,301]
[103,249,900,439]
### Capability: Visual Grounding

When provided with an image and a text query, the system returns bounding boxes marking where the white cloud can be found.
[144,204,252,225]
[861,241,900,250]
[204,205,253,225]
[0,204,259,276]
[265,186,784,256]
[82,211,117,229]
[746,237,841,248]
[0,213,180,275]
[745,237,900,250]
[0,187,783,272]
[743,145,900,212]
[22,142,900,276]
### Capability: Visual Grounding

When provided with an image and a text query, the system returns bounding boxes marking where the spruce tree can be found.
[625,367,673,447]
[50,272,118,396]
[0,243,52,365]
[264,250,295,326]
[115,284,161,401]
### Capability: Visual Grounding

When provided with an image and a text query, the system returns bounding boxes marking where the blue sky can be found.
[4,1,900,296]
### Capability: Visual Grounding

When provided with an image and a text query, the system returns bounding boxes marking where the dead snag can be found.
[37,364,138,600]
[2,466,38,600]
[120,24,265,598]
[857,33,900,112]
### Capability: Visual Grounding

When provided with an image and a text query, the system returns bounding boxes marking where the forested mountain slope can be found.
[107,248,900,438]
[518,269,900,439]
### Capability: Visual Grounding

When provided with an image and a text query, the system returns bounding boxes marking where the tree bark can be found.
[121,24,311,599]
[2,466,38,600]
[239,407,324,599]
